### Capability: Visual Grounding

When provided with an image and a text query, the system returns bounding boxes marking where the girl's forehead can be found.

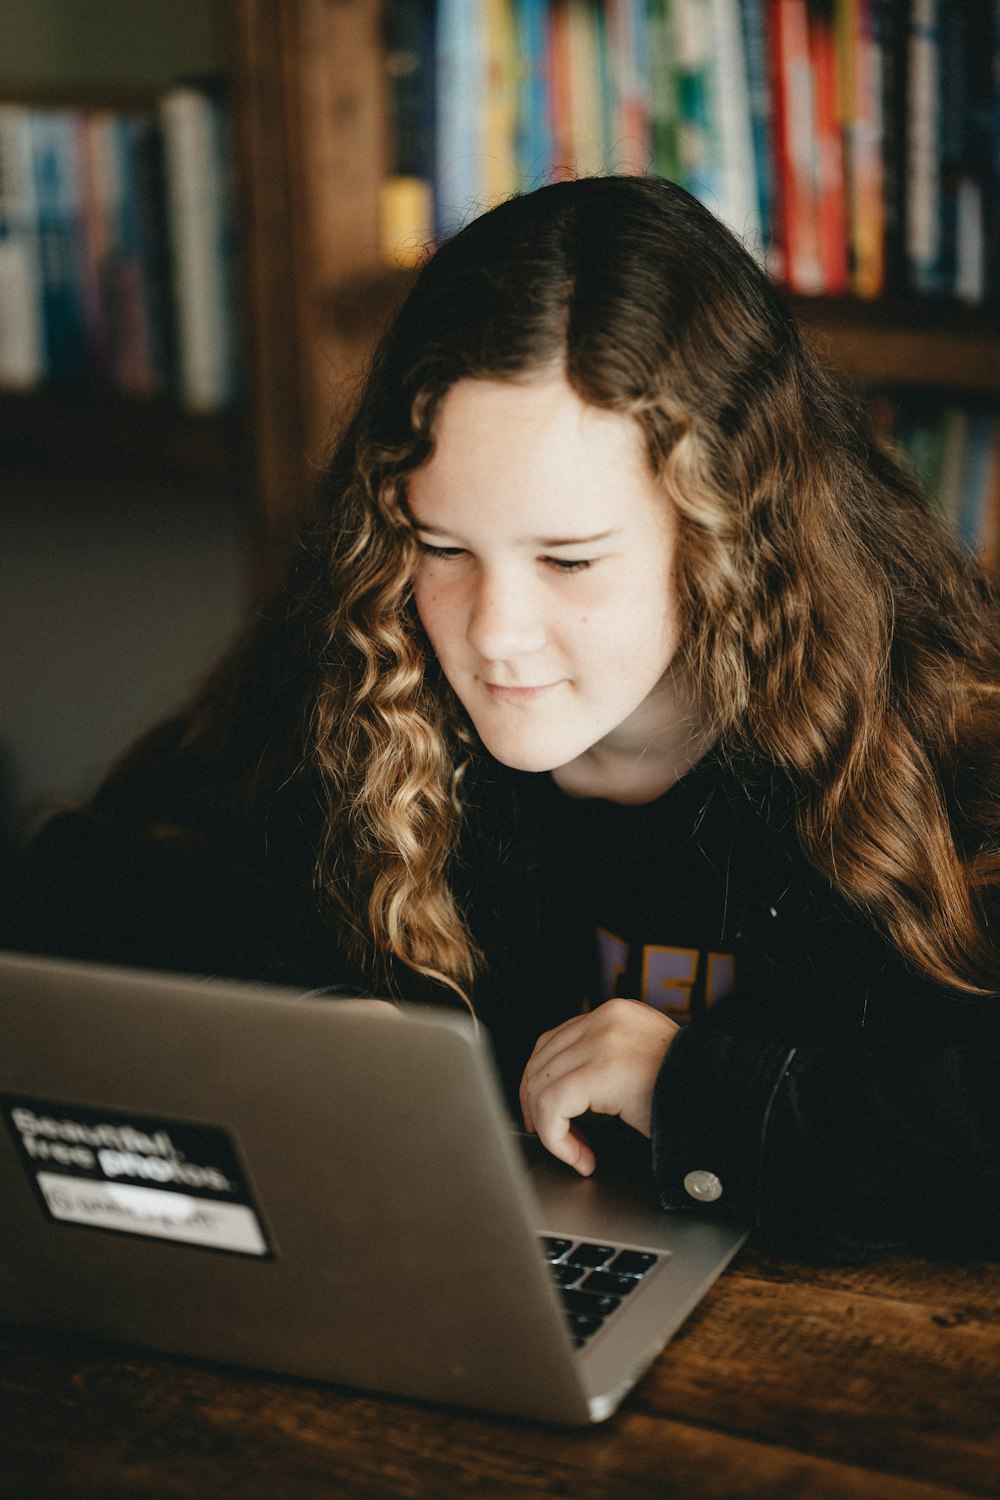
[407,378,671,540]
[420,376,650,474]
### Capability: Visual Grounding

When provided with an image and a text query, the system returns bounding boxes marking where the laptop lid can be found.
[0,951,746,1423]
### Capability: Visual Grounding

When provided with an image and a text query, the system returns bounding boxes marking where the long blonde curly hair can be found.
[120,177,1000,1001]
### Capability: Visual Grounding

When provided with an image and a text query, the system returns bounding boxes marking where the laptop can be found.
[0,949,747,1424]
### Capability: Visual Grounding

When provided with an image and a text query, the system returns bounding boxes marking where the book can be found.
[979,424,1000,575]
[77,110,118,389]
[29,109,87,384]
[879,0,909,293]
[547,0,575,179]
[131,111,173,392]
[382,0,437,265]
[951,0,993,305]
[988,4,1000,303]
[0,103,43,390]
[934,404,971,536]
[435,0,486,233]
[843,0,886,297]
[810,0,848,292]
[905,0,944,294]
[709,0,762,250]
[770,0,824,293]
[481,0,520,203]
[565,0,609,177]
[605,0,652,176]
[109,113,163,398]
[513,0,552,185]
[740,0,776,261]
[160,84,238,413]
[959,411,998,557]
[648,0,682,182]
[674,0,720,209]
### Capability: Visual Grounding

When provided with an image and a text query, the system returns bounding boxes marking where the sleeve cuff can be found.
[650,1025,796,1225]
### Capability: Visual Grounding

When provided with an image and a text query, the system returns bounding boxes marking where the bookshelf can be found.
[0,3,247,522]
[228,0,1000,578]
[3,0,999,588]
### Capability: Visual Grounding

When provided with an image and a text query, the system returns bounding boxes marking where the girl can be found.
[13,177,1000,1259]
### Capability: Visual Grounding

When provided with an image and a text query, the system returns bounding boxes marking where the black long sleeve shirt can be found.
[6,749,999,1262]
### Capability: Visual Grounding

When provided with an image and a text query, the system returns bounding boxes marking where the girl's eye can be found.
[416,540,466,560]
[546,557,593,573]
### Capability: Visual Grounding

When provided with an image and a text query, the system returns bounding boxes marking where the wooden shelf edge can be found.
[793,297,1000,395]
[0,390,245,486]
[318,270,1000,399]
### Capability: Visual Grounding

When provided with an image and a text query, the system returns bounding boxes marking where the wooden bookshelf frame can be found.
[0,389,239,483]
[794,298,1000,397]
[3,0,998,585]
[227,0,387,581]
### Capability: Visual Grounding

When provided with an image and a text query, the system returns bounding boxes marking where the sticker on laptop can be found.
[1,1094,272,1258]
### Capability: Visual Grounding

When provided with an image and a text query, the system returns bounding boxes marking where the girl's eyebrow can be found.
[534,530,618,547]
[410,517,619,548]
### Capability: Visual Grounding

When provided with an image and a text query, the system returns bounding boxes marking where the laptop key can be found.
[566,1242,616,1270]
[552,1262,587,1289]
[609,1250,659,1278]
[562,1288,621,1318]
[581,1270,639,1297]
[541,1236,573,1262]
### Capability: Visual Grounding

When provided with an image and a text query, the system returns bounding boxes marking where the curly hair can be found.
[135,176,1000,1000]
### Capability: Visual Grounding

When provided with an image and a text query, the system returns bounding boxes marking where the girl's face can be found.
[408,376,685,780]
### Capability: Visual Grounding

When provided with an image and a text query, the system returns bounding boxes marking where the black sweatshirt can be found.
[6,749,999,1262]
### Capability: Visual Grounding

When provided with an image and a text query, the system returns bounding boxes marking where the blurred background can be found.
[0,1,242,849]
[2,0,998,860]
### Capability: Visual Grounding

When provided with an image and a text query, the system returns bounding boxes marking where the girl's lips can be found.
[484,680,563,703]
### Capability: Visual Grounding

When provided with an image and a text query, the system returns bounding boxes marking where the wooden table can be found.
[2,1243,998,1499]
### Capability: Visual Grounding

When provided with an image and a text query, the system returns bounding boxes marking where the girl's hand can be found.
[519,999,680,1175]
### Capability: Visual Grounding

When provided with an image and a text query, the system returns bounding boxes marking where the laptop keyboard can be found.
[540,1237,662,1347]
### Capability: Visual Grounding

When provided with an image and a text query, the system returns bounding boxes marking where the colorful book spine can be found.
[160,85,238,413]
[990,3,1000,304]
[648,0,682,182]
[878,0,909,294]
[951,1,993,305]
[111,115,158,397]
[482,0,520,203]
[605,0,651,176]
[131,110,173,392]
[885,401,1000,570]
[435,0,486,233]
[0,104,44,390]
[383,0,1000,308]
[936,3,969,298]
[381,0,437,267]
[771,0,824,294]
[29,110,87,384]
[77,110,114,388]
[513,0,552,184]
[564,0,609,177]
[958,410,996,555]
[979,424,1000,575]
[811,0,849,293]
[740,0,775,260]
[843,0,886,298]
[0,90,233,405]
[905,0,943,293]
[709,0,762,250]
[674,0,721,209]
[547,0,575,179]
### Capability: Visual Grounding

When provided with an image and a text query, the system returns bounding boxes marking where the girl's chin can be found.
[474,733,580,776]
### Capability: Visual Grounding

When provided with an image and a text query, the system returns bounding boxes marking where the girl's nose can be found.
[466,576,547,662]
